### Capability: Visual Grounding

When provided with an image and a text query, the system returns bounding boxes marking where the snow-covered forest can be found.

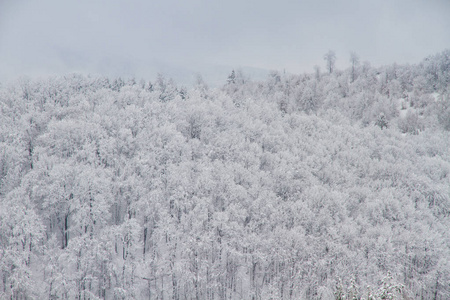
[1,50,450,299]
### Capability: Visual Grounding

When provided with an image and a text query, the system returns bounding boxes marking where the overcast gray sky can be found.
[1,0,449,84]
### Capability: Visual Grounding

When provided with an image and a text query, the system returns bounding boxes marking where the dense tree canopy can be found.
[1,50,449,299]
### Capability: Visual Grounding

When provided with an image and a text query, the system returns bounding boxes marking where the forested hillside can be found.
[1,50,449,299]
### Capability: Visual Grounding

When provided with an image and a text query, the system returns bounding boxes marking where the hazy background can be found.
[1,0,449,85]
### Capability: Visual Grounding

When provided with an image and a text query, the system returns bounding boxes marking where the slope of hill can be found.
[0,50,449,299]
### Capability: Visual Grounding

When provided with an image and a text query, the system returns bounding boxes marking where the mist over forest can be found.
[1,50,449,299]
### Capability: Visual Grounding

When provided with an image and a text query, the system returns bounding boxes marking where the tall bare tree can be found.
[350,52,360,82]
[324,50,336,74]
